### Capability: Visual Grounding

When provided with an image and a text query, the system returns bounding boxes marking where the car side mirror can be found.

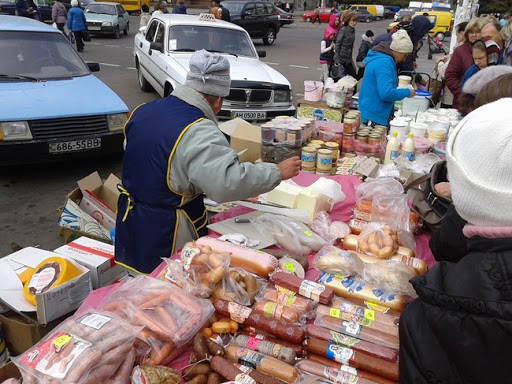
[257,50,266,58]
[150,41,164,53]
[243,10,252,16]
[86,62,100,72]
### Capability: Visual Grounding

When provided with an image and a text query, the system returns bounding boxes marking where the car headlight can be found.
[0,121,33,141]
[274,90,290,103]
[102,21,113,26]
[107,113,128,131]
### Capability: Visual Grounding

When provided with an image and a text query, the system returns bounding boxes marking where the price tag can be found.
[246,337,260,350]
[284,262,295,272]
[364,309,375,321]
[329,308,341,318]
[52,334,72,350]
[304,231,312,237]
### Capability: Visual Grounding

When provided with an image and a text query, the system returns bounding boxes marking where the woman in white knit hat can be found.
[358,29,417,127]
[400,97,512,383]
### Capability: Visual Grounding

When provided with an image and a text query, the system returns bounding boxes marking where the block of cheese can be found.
[266,182,303,208]
[296,186,333,220]
[23,256,82,306]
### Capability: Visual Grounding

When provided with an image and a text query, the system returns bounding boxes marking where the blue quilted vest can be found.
[115,96,208,274]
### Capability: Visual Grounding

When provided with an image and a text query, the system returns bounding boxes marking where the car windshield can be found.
[86,4,116,15]
[0,31,90,80]
[168,25,256,57]
[220,2,244,15]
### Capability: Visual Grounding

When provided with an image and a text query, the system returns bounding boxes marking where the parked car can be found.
[220,0,280,45]
[79,0,94,8]
[355,9,375,23]
[302,7,333,23]
[348,4,383,20]
[85,1,129,38]
[0,15,129,165]
[384,8,395,19]
[275,5,293,26]
[393,8,416,21]
[0,0,71,23]
[388,10,452,40]
[134,13,295,121]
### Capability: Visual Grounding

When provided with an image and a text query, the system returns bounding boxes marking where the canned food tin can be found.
[301,146,317,168]
[316,149,333,171]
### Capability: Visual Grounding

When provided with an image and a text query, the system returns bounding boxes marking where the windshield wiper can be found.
[0,74,43,82]
[172,48,195,52]
[209,50,238,58]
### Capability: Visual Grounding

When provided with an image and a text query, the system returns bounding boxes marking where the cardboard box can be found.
[0,312,64,356]
[77,172,120,231]
[54,237,127,289]
[0,361,21,381]
[218,118,261,163]
[0,247,92,325]
[58,199,112,242]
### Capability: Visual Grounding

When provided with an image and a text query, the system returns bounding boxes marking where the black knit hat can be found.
[365,30,374,37]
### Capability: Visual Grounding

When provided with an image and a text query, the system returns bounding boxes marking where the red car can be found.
[302,7,335,22]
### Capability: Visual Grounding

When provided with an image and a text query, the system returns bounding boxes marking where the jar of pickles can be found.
[368,133,383,146]
[341,133,355,153]
[355,131,369,143]
[343,116,357,134]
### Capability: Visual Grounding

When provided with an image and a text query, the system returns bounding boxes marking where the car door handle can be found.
[139,42,143,48]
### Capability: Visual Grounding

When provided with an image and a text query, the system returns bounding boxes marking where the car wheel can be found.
[114,26,120,39]
[365,17,370,23]
[263,28,275,45]
[306,16,311,22]
[436,32,445,41]
[137,63,152,92]
[124,22,129,35]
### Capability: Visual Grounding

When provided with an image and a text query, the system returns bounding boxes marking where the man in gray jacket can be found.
[115,50,301,275]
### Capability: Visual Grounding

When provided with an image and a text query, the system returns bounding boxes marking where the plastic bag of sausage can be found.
[12,309,140,384]
[98,276,215,366]
[210,267,263,306]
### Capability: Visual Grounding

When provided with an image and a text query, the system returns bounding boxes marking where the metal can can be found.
[301,146,317,169]
[343,117,357,134]
[316,149,333,171]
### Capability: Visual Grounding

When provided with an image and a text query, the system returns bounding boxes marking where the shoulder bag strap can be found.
[404,171,433,193]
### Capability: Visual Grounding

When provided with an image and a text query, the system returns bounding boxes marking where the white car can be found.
[133,13,295,121]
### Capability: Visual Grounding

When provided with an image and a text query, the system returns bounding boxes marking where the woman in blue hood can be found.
[359,30,416,126]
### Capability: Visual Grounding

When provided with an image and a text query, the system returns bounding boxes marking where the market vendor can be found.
[115,50,301,275]
[358,30,416,127]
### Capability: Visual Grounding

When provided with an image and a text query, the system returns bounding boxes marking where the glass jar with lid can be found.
[324,141,340,167]
[261,123,275,144]
[316,149,333,171]
[343,117,357,134]
[301,146,317,169]
[286,126,303,147]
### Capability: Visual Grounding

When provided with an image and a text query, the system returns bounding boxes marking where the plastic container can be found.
[433,141,446,159]
[304,81,323,102]
[383,131,399,165]
[316,149,333,171]
[274,124,287,143]
[399,136,432,155]
[409,122,428,138]
[398,75,412,88]
[401,133,415,161]
[402,90,432,115]
[261,123,275,144]
[427,128,447,145]
[286,126,302,147]
[389,119,408,140]
[326,88,346,108]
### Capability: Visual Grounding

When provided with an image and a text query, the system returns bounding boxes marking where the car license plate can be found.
[231,111,267,120]
[88,26,101,30]
[49,139,101,154]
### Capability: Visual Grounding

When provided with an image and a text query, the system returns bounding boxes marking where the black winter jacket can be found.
[356,36,372,64]
[429,204,468,263]
[334,25,355,66]
[400,236,512,383]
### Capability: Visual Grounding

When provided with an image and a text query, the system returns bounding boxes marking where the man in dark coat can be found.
[400,98,512,383]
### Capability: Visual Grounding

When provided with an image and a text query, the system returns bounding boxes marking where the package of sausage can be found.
[12,309,140,384]
[254,286,315,323]
[98,275,214,365]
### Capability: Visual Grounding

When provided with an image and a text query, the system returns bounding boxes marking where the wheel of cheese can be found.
[23,257,81,306]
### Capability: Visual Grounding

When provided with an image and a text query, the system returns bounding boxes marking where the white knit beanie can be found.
[185,50,231,97]
[462,65,512,96]
[446,98,512,227]
[390,29,414,54]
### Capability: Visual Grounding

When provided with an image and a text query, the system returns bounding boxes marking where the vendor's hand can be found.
[434,182,451,199]
[408,88,416,98]
[277,156,301,180]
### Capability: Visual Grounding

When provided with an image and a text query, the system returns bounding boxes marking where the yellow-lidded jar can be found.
[301,146,317,169]
[316,149,333,171]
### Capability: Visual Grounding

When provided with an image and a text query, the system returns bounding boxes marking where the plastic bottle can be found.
[383,131,400,165]
[402,132,416,161]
